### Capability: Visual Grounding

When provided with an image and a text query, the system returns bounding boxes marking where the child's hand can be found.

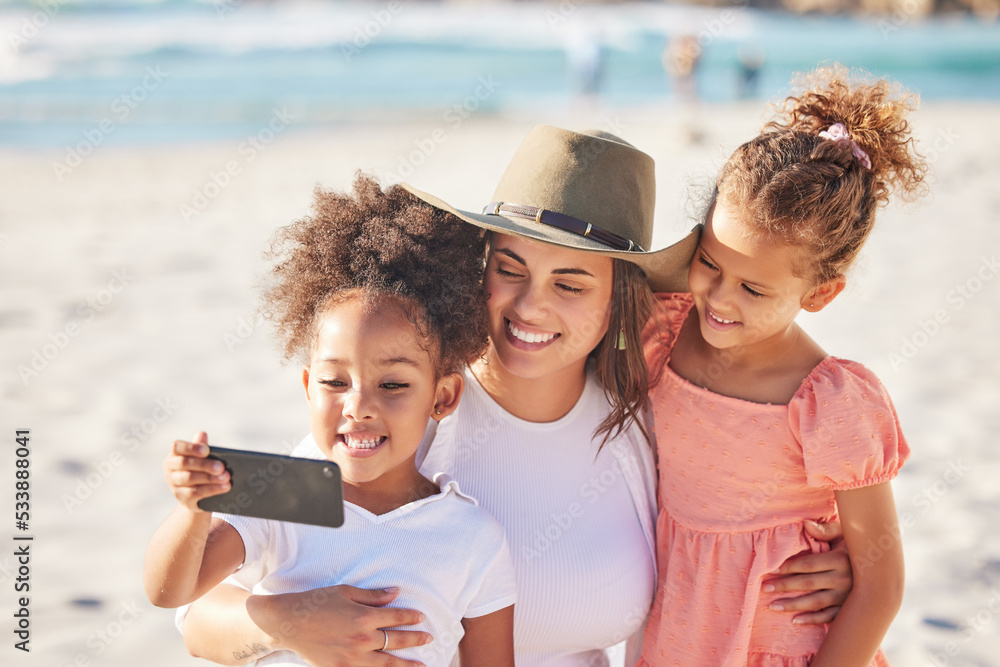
[164,431,230,513]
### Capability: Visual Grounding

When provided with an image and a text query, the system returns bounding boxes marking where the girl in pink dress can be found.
[638,65,929,666]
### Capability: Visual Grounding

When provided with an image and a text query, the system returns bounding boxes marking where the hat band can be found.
[482,202,643,252]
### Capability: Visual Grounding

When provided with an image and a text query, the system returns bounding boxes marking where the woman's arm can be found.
[458,606,515,667]
[762,518,854,624]
[811,483,905,666]
[181,583,434,667]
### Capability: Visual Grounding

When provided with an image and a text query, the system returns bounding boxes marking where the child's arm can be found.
[143,433,246,608]
[459,605,515,667]
[809,482,905,667]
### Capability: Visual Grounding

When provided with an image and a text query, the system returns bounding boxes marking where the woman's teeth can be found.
[508,321,557,344]
[709,311,736,324]
[343,435,383,449]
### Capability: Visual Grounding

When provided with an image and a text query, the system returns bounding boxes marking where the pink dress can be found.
[638,294,907,667]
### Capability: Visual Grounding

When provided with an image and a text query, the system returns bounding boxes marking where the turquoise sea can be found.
[1,0,998,147]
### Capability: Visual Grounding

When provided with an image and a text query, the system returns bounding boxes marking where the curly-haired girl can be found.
[639,65,928,666]
[144,174,516,667]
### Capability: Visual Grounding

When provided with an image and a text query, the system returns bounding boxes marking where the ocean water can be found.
[0,0,998,147]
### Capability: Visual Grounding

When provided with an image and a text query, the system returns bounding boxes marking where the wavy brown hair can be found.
[260,173,489,375]
[713,64,929,283]
[591,259,656,448]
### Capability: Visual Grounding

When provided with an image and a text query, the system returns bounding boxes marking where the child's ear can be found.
[802,276,846,312]
[432,372,464,421]
[302,366,311,400]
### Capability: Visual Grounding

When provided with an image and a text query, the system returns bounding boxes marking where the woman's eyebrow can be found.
[494,248,526,265]
[551,267,594,277]
[495,247,594,277]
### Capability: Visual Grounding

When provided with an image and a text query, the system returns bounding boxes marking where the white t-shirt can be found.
[218,468,516,667]
[418,367,658,667]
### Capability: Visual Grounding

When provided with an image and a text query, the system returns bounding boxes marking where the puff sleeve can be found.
[789,358,910,490]
[643,292,694,379]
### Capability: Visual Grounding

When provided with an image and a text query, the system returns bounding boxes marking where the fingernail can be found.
[770,603,784,611]
[214,474,227,481]
[763,584,775,593]
[418,612,426,622]
[211,462,223,472]
[383,586,399,593]
[423,633,433,644]
[792,617,804,624]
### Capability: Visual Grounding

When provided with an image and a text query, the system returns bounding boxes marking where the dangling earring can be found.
[615,327,626,351]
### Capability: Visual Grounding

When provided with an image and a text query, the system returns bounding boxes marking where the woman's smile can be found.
[504,317,560,349]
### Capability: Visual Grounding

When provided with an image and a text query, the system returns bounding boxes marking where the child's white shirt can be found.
[208,448,516,667]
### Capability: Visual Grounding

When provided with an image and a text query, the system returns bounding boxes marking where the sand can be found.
[2,100,998,666]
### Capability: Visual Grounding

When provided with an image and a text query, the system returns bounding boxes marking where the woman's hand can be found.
[762,519,853,625]
[252,585,433,666]
[183,583,433,666]
[164,432,230,512]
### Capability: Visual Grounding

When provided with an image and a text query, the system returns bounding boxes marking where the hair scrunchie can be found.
[818,122,872,170]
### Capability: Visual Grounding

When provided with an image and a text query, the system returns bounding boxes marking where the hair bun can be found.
[768,63,929,206]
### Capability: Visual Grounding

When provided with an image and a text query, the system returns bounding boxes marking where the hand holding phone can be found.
[163,432,232,513]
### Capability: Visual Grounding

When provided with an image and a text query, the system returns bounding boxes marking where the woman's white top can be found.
[418,367,658,667]
[217,471,516,667]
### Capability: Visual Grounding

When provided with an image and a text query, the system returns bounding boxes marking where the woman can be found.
[175,126,853,666]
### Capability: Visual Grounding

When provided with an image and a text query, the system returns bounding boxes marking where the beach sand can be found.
[2,101,998,666]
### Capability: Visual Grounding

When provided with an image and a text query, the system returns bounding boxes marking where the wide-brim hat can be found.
[400,124,698,292]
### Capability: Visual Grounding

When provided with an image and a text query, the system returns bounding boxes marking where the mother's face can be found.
[482,233,614,382]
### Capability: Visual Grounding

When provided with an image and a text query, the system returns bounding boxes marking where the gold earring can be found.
[615,328,626,351]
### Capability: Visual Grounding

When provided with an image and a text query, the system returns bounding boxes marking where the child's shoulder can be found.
[792,356,895,407]
[644,292,694,365]
[650,291,694,327]
[789,357,909,489]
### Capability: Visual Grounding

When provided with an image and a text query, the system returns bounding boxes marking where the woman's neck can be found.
[469,347,589,423]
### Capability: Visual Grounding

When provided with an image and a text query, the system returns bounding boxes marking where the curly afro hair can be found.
[260,172,489,375]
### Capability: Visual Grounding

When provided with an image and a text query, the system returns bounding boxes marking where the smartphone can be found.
[197,446,344,528]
